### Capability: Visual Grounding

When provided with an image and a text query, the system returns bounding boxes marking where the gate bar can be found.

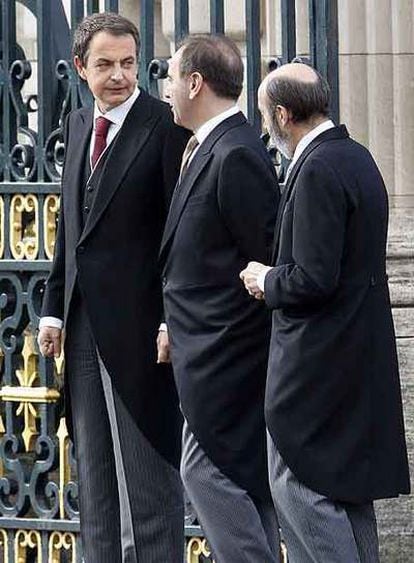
[245,0,261,132]
[175,0,189,45]
[1,0,17,182]
[281,0,296,63]
[210,0,224,34]
[139,0,154,89]
[309,0,339,123]
[105,0,119,12]
[70,0,84,30]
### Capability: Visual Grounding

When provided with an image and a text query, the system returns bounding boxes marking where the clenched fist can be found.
[239,261,271,300]
[37,326,62,358]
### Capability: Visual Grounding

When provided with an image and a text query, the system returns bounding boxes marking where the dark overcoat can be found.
[265,125,410,502]
[160,112,280,500]
[41,91,189,467]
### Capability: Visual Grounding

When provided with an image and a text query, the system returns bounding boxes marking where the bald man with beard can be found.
[241,64,410,562]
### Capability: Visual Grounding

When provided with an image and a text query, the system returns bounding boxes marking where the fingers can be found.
[157,331,171,364]
[37,327,62,358]
[51,334,61,358]
[240,261,268,299]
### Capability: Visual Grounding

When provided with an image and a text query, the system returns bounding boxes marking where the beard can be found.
[268,120,293,160]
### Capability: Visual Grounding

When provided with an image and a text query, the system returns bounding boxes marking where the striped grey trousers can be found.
[181,420,281,562]
[65,303,184,563]
[267,432,380,563]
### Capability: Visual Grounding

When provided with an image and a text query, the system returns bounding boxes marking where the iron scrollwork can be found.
[9,59,38,182]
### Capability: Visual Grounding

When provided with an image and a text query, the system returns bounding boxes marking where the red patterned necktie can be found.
[92,116,112,168]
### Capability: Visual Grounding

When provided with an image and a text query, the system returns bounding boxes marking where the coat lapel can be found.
[65,108,92,243]
[79,91,158,244]
[160,112,246,258]
[271,125,349,263]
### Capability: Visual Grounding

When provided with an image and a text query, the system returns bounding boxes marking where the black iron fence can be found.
[0,1,338,560]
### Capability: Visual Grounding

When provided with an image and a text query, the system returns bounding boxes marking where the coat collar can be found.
[159,112,246,262]
[78,90,158,244]
[64,107,93,242]
[271,125,349,263]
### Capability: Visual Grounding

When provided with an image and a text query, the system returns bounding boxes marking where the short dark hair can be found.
[178,34,243,101]
[265,70,330,123]
[72,12,141,65]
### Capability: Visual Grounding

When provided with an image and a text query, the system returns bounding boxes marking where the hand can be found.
[239,261,270,300]
[37,326,62,358]
[157,330,171,363]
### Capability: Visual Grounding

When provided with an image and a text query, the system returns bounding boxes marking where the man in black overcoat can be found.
[37,13,189,563]
[158,34,281,562]
[241,63,410,562]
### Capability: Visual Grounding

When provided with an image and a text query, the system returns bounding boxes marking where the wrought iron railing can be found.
[0,1,338,560]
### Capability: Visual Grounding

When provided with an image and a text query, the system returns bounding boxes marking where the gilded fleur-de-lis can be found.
[0,332,60,452]
[15,332,39,451]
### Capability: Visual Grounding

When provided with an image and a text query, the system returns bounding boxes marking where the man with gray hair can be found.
[241,63,410,562]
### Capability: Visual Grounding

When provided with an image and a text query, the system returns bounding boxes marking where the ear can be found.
[73,55,87,80]
[188,72,203,100]
[275,105,290,127]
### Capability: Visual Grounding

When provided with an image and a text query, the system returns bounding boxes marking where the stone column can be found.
[365,0,394,191]
[338,0,368,145]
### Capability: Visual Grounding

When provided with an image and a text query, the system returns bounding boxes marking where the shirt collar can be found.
[93,87,140,128]
[291,119,335,166]
[195,105,240,146]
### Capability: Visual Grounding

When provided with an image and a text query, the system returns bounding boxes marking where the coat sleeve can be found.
[217,145,279,263]
[264,157,348,310]
[40,116,71,320]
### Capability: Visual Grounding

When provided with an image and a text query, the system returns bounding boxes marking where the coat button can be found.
[87,184,94,192]
[84,206,90,213]
[162,276,167,287]
[78,246,85,254]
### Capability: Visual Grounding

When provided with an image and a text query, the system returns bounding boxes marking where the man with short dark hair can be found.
[38,12,189,562]
[240,63,410,562]
[158,34,281,562]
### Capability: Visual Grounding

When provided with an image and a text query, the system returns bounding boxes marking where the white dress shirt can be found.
[192,105,240,157]
[39,89,141,331]
[257,119,335,292]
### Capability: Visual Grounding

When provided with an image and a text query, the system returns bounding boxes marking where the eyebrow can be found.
[94,56,136,64]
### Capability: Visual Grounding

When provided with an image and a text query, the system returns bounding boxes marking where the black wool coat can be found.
[265,125,410,503]
[160,112,280,500]
[41,91,190,467]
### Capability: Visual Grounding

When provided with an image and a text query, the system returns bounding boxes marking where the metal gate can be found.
[0,1,338,561]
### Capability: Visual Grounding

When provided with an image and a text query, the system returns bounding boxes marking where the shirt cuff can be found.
[158,322,168,332]
[39,316,63,330]
[257,266,273,292]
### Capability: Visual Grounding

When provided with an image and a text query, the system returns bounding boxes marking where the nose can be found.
[164,84,172,103]
[110,64,123,81]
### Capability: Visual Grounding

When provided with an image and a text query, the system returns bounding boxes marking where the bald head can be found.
[260,62,330,124]
[270,62,319,83]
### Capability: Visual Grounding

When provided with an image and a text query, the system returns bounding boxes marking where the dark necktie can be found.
[179,135,199,183]
[92,116,111,169]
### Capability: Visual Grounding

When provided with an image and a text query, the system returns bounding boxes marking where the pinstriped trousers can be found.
[181,421,281,563]
[65,301,184,563]
[267,433,380,563]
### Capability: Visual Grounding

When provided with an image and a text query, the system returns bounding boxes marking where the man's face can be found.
[74,31,137,112]
[164,49,192,129]
[259,87,293,159]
